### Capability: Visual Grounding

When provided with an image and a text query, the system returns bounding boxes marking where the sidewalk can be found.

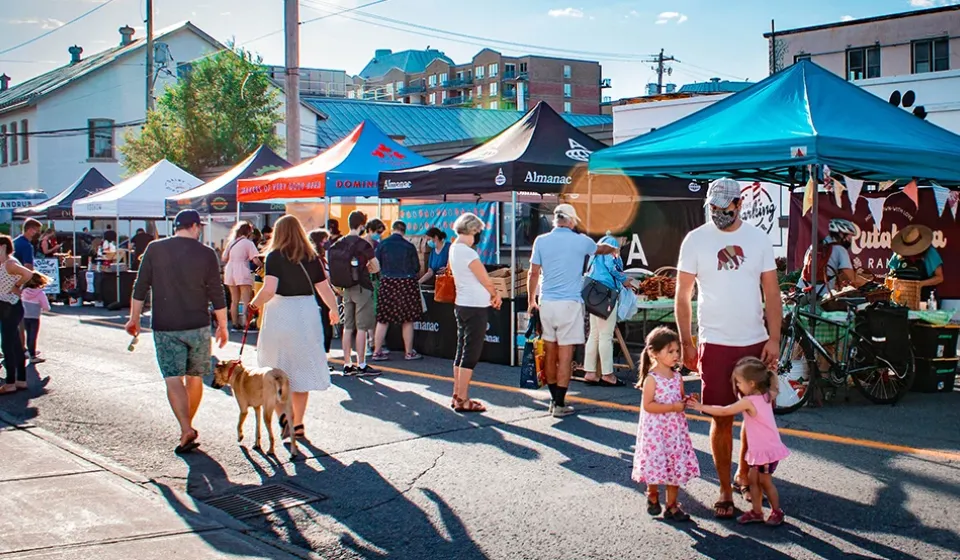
[0,419,310,559]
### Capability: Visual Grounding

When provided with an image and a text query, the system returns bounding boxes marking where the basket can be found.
[489,267,527,299]
[889,279,921,310]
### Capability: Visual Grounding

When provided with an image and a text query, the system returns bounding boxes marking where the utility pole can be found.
[284,0,301,164]
[769,19,776,76]
[145,0,154,111]
[645,49,676,94]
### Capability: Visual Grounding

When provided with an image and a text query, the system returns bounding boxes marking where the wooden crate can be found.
[889,278,921,310]
[489,267,527,298]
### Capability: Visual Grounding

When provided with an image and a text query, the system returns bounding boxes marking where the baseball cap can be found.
[173,209,203,231]
[704,178,742,208]
[554,203,581,223]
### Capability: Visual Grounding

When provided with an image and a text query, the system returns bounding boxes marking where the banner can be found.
[399,202,498,264]
[34,258,60,296]
[615,199,706,275]
[788,188,959,298]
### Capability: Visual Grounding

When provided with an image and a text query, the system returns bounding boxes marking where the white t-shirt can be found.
[677,222,776,347]
[449,243,491,308]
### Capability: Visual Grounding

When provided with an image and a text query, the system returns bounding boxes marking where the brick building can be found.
[349,47,606,115]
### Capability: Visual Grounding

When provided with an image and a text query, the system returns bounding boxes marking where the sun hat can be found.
[891,225,933,257]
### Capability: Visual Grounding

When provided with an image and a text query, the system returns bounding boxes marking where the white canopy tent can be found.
[72,160,201,306]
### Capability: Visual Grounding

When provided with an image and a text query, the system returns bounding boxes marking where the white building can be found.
[0,22,320,197]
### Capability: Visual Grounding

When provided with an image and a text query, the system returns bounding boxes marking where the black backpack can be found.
[327,236,364,289]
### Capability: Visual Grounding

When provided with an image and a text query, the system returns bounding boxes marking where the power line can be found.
[300,0,389,26]
[2,120,145,138]
[0,0,121,56]
[674,60,749,82]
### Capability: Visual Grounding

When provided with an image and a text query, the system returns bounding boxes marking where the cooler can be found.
[910,324,959,359]
[911,358,958,393]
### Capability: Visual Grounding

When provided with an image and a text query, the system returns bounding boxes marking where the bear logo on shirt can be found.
[717,245,746,271]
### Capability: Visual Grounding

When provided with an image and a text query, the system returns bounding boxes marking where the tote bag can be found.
[435,269,456,304]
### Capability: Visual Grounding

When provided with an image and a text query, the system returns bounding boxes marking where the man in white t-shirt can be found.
[675,177,782,520]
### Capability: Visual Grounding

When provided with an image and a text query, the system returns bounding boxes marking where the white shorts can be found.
[539,300,585,346]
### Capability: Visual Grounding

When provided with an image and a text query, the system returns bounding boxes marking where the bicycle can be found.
[774,291,915,415]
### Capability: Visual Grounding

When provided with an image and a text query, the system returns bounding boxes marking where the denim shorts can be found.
[154,327,211,378]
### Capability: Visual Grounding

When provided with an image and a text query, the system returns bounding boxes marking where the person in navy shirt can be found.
[419,227,450,285]
[13,218,41,271]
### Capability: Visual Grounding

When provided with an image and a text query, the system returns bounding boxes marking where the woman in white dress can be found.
[222,221,262,330]
[250,216,340,440]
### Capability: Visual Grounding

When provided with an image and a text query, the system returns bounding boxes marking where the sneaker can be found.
[738,510,765,525]
[765,509,785,527]
[371,351,389,362]
[29,356,46,365]
[354,365,381,377]
[552,404,575,418]
[404,351,423,361]
[342,365,358,376]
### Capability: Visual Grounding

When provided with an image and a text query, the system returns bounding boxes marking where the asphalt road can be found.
[1,308,959,559]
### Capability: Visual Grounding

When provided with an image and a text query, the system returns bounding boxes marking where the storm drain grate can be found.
[204,484,325,519]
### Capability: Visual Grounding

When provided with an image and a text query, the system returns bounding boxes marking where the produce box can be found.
[910,324,959,359]
[911,358,958,393]
[489,267,527,299]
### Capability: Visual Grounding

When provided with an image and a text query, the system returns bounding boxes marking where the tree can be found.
[121,47,283,175]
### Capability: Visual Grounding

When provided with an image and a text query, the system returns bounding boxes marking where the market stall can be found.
[589,60,960,395]
[72,160,202,308]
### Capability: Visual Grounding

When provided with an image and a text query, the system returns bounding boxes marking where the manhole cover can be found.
[204,483,325,519]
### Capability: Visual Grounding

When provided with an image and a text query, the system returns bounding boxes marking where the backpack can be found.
[327,236,365,289]
[801,242,840,285]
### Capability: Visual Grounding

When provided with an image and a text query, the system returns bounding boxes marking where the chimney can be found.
[374,49,392,59]
[119,25,135,46]
[68,45,83,65]
[0,74,10,93]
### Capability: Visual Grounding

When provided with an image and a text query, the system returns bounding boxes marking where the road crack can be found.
[340,450,445,521]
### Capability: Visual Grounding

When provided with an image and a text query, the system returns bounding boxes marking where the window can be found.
[564,83,572,98]
[88,119,115,159]
[490,82,498,97]
[0,124,7,166]
[489,63,498,77]
[428,74,437,87]
[477,85,483,97]
[846,46,880,80]
[794,53,811,64]
[490,101,499,110]
[563,64,572,79]
[913,38,949,73]
[429,92,437,104]
[519,62,528,74]
[442,91,448,102]
[440,72,448,85]
[475,65,484,79]
[505,63,516,76]
[19,120,27,162]
[9,122,17,163]
[563,102,572,113]
[396,80,404,91]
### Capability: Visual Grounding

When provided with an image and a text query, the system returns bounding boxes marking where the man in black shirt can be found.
[130,228,155,270]
[126,210,228,453]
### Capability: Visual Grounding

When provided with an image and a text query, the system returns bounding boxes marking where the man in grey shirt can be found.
[797,219,866,297]
[126,210,228,454]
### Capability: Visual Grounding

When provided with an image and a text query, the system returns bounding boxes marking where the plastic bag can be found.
[617,287,639,322]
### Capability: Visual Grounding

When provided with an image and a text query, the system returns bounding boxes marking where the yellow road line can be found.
[335,360,960,463]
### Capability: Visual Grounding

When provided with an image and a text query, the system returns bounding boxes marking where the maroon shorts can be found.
[752,461,779,475]
[698,341,767,406]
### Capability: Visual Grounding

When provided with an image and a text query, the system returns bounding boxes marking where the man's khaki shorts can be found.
[539,300,585,346]
[341,285,375,332]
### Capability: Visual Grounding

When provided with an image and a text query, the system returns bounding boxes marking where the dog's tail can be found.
[270,370,292,405]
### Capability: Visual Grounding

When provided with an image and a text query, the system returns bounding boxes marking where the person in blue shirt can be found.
[14,218,41,271]
[372,221,423,362]
[528,204,598,417]
[582,234,637,387]
[419,227,451,285]
[889,225,943,303]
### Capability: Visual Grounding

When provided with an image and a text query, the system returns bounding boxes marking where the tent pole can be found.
[72,216,77,275]
[115,216,121,305]
[496,202,501,266]
[510,190,517,367]
[586,174,593,234]
[325,197,331,228]
[377,198,382,219]
[809,164,819,316]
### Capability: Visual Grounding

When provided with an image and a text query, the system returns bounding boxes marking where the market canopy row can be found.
[72,159,202,219]
[15,168,113,220]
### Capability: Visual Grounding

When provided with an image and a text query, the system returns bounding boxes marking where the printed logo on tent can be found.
[688,182,702,193]
[211,197,229,211]
[383,180,413,191]
[371,144,408,167]
[253,165,284,177]
[887,90,927,120]
[165,178,191,193]
[462,146,500,163]
[565,139,593,162]
[739,182,778,235]
[495,168,507,186]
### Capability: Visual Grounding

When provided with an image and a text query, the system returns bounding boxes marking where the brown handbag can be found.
[434,268,456,304]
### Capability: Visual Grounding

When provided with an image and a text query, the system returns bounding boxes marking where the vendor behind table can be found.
[888,225,943,305]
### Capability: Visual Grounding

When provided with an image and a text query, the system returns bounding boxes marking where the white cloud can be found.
[659,11,680,18]
[655,18,669,24]
[841,15,855,21]
[678,14,688,24]
[4,18,64,29]
[548,7,584,18]
[221,11,232,16]
[655,11,687,24]
[909,0,935,6]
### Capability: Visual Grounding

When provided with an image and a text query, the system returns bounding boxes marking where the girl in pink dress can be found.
[632,327,700,522]
[692,357,790,526]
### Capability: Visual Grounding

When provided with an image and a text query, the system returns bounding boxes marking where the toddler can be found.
[21,272,51,364]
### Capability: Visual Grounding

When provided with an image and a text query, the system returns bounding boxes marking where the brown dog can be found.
[212,360,298,457]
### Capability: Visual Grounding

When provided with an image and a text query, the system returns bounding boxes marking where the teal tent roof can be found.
[358,49,455,80]
[677,79,752,94]
[589,61,960,184]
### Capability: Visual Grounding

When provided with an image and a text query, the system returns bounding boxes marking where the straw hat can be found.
[891,225,933,257]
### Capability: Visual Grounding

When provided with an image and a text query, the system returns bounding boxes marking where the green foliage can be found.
[121,47,283,176]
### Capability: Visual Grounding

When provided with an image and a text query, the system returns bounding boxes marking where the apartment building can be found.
[349,48,607,115]
[264,65,348,98]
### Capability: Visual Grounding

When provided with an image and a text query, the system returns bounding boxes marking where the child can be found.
[21,272,51,364]
[632,326,700,522]
[690,357,790,526]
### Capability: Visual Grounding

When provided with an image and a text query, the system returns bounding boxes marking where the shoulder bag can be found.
[581,256,618,320]
[434,268,456,304]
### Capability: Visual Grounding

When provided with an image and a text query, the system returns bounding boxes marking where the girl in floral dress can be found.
[632,327,700,522]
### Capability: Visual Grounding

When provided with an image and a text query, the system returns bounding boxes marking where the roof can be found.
[304,98,612,148]
[677,80,753,94]
[358,49,455,81]
[0,21,224,115]
[763,4,960,38]
[15,167,113,219]
[73,159,202,218]
[589,60,960,184]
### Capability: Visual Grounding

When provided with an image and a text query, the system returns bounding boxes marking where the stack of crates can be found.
[910,324,959,393]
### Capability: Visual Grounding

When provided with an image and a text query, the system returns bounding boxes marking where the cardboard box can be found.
[489,267,527,299]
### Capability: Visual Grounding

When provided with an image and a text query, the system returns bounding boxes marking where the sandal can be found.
[663,504,691,522]
[293,424,305,439]
[453,397,486,413]
[733,482,753,503]
[713,500,737,520]
[737,510,765,525]
[279,414,290,439]
[174,430,200,454]
[0,384,17,395]
[647,498,662,516]
[598,377,626,387]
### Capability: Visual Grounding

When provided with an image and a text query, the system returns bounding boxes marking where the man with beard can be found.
[675,177,781,520]
[797,219,866,297]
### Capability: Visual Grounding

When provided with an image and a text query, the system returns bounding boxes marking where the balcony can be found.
[502,86,517,98]
[443,95,474,106]
[504,71,527,81]
[398,85,425,95]
[445,77,474,88]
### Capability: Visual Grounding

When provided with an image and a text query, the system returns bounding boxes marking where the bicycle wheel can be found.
[849,342,916,405]
[774,323,816,415]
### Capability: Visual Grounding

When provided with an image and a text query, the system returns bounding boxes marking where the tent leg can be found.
[236,201,241,224]
[586,175,593,234]
[72,217,77,275]
[115,216,121,305]
[809,164,819,316]
[325,197,330,228]
[496,202,501,266]
[377,198,382,219]
[510,191,517,368]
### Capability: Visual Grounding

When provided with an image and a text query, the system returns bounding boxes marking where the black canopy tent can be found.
[15,168,113,221]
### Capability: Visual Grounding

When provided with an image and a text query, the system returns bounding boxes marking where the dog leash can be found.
[226,311,254,383]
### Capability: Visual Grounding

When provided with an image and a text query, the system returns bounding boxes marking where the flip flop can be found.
[175,431,200,455]
[598,378,626,387]
[713,500,737,520]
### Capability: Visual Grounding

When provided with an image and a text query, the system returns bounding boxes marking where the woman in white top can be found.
[448,213,502,413]
[222,221,262,330]
[0,235,38,394]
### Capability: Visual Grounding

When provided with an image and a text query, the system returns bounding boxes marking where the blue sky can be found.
[0,0,949,102]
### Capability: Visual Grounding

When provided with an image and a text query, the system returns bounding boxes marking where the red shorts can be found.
[698,341,767,406]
